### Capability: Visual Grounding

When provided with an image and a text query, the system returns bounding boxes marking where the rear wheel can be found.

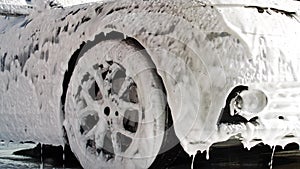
[64,39,168,169]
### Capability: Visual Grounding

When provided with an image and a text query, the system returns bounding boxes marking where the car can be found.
[0,0,300,168]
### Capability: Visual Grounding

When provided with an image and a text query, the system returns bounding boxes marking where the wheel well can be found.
[60,31,168,143]
[61,42,86,120]
[217,85,249,124]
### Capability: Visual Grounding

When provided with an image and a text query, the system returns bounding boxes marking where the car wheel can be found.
[64,38,168,169]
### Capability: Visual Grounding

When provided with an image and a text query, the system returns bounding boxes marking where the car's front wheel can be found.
[64,38,168,169]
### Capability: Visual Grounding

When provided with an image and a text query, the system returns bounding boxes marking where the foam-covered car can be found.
[0,0,300,168]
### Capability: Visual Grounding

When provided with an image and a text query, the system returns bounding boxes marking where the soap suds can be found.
[191,154,195,169]
[269,146,275,169]
[0,0,299,168]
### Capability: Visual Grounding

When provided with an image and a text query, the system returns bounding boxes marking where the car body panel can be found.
[0,0,299,157]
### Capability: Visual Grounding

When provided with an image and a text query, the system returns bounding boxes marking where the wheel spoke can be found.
[82,119,107,149]
[78,106,98,119]
[108,64,122,79]
[84,124,97,138]
[118,99,140,112]
[112,117,136,139]
[80,88,103,113]
[116,128,135,139]
[95,121,107,149]
[90,68,109,98]
[111,130,122,154]
[81,84,95,103]
[118,77,134,97]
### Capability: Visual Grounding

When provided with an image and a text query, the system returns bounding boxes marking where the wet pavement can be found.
[0,141,81,169]
[0,141,300,169]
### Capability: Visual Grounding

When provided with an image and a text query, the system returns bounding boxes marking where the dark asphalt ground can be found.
[0,141,299,169]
